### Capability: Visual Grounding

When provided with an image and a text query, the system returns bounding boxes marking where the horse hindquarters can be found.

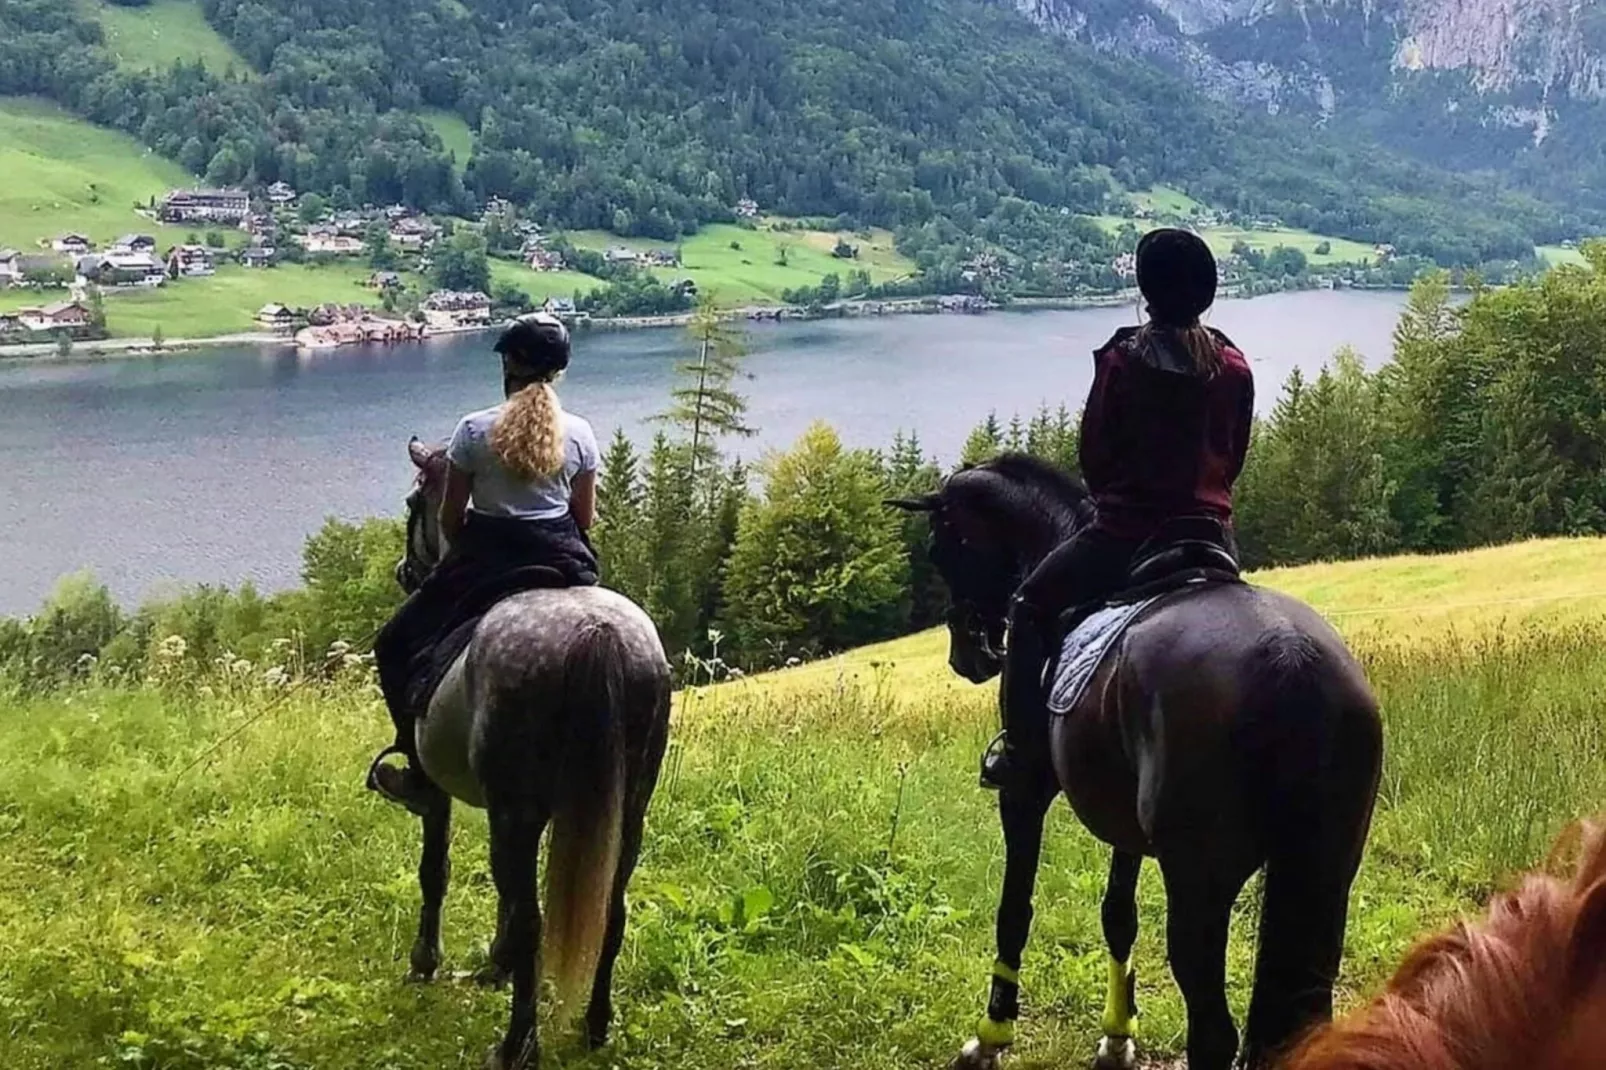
[1239,634,1384,1069]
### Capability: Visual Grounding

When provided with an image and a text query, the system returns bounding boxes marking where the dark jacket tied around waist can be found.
[1079,326,1254,540]
[391,510,599,717]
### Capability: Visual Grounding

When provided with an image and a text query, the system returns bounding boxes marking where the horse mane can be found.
[959,452,1092,531]
[1285,816,1606,1070]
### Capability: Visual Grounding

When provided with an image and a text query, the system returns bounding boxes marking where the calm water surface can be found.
[0,289,1407,613]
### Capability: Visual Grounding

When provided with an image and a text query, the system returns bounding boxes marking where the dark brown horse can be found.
[889,454,1383,1070]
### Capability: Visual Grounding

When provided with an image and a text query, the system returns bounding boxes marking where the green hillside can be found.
[0,97,197,250]
[89,0,252,75]
[1,538,1601,1067]
[745,536,1606,702]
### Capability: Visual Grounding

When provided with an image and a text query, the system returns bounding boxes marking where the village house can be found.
[420,290,492,331]
[527,247,566,272]
[604,247,640,265]
[0,312,21,334]
[331,212,370,237]
[735,198,760,219]
[306,303,370,327]
[19,300,92,332]
[111,234,157,255]
[256,303,300,329]
[240,245,276,268]
[670,277,698,298]
[1112,251,1138,278]
[167,244,216,278]
[482,197,514,221]
[80,251,166,289]
[298,226,364,255]
[0,249,20,285]
[52,233,93,255]
[519,235,549,258]
[1374,243,1397,263]
[160,188,252,225]
[543,296,577,317]
[367,271,404,291]
[388,216,438,250]
[246,214,278,241]
[642,248,680,268]
[266,181,297,207]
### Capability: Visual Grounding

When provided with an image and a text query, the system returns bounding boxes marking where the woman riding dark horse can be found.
[982,227,1254,791]
[369,312,602,813]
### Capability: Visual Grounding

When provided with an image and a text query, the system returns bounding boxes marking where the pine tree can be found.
[657,292,755,478]
[592,430,648,600]
[638,434,701,656]
[886,430,946,630]
[961,412,1005,465]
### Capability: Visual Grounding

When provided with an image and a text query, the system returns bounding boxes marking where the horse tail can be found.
[542,619,627,1027]
[1240,627,1384,1064]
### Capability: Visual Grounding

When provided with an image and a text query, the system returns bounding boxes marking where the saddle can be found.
[403,563,571,718]
[1053,515,1244,641]
[1043,517,1244,716]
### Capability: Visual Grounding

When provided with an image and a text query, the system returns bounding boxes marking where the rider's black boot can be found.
[980,597,1053,791]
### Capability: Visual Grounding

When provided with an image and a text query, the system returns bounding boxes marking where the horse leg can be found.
[484,800,549,1070]
[955,775,1057,1070]
[475,897,514,988]
[583,787,650,1049]
[408,785,453,981]
[1094,850,1142,1070]
[1159,858,1247,1070]
[1241,723,1379,1068]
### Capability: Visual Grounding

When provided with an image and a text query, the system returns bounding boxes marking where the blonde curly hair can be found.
[490,376,566,479]
[488,312,571,480]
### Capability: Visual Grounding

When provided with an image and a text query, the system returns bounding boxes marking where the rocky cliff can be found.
[1011,0,1606,138]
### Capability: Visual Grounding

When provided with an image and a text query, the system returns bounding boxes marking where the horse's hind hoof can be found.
[954,1037,1003,1070]
[1093,1035,1137,1070]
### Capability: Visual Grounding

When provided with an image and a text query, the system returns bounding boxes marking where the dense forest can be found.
[1,0,1597,281]
[7,245,1606,688]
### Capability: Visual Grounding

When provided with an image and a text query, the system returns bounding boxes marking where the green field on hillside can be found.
[0,97,201,251]
[1540,244,1590,268]
[1093,188,1377,267]
[89,0,252,75]
[422,110,474,174]
[487,260,603,303]
[565,222,917,304]
[101,263,387,338]
[1,539,1602,1068]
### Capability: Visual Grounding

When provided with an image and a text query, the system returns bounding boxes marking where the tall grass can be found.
[0,625,1601,1069]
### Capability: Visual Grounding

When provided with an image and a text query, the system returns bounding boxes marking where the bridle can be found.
[398,478,442,594]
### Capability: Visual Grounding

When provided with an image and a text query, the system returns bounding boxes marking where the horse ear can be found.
[1569,875,1606,992]
[408,437,432,468]
[884,494,940,513]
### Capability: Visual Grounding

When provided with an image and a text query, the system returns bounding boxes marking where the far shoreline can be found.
[0,281,1416,363]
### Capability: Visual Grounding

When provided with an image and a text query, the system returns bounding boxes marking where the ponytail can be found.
[490,379,566,479]
[1137,321,1224,377]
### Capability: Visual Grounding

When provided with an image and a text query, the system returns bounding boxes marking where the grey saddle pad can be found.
[1044,596,1161,717]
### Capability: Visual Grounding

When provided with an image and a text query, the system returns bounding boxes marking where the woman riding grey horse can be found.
[372,317,673,1070]
[369,313,601,813]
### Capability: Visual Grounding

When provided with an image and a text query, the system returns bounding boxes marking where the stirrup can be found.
[365,744,408,794]
[979,730,1010,791]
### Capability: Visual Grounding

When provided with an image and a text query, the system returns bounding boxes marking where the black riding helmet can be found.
[493,311,571,381]
[1136,228,1218,327]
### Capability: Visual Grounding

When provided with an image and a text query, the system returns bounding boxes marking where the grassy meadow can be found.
[563,222,917,305]
[88,0,253,76]
[2,539,1604,1069]
[422,110,476,175]
[0,97,200,252]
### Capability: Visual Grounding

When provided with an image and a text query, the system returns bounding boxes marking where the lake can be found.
[0,288,1408,614]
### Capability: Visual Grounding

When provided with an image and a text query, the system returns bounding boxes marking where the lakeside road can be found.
[0,281,1416,362]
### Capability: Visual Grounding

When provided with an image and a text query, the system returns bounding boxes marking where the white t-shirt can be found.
[446,403,599,521]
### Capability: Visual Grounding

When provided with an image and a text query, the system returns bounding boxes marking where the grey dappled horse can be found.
[889,454,1383,1070]
[397,438,672,1070]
